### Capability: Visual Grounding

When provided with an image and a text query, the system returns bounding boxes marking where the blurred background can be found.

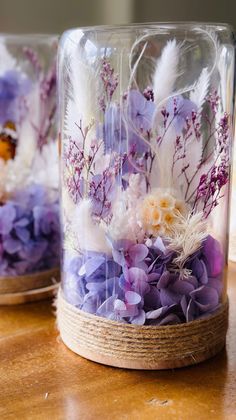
[0,0,236,34]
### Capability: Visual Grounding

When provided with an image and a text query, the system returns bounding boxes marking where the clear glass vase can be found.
[0,35,60,303]
[58,23,235,368]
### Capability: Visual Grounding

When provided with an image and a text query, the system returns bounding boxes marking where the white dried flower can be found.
[167,211,208,269]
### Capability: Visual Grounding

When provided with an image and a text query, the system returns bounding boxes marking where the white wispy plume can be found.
[167,212,208,269]
[190,67,210,112]
[0,41,16,74]
[153,39,180,108]
[72,199,111,254]
[63,42,98,147]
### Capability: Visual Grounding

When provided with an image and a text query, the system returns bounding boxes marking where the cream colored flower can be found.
[140,189,186,238]
[156,192,176,211]
[162,211,178,234]
[174,199,187,216]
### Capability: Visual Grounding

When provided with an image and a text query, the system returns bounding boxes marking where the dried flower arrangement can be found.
[0,39,60,279]
[61,29,233,327]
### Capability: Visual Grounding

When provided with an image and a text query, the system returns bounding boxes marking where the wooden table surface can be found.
[0,264,236,420]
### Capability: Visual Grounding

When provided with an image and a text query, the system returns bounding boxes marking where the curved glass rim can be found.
[64,21,234,34]
[0,33,58,44]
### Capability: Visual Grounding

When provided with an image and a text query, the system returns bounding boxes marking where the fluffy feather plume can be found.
[153,39,180,108]
[63,43,98,146]
[190,67,210,112]
[72,199,111,254]
[0,41,16,74]
[150,127,177,189]
[167,212,208,269]
[29,141,59,190]
[17,83,40,166]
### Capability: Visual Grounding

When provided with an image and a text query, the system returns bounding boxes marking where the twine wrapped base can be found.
[57,288,228,370]
[0,267,60,305]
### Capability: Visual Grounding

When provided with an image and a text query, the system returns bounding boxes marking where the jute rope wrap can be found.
[57,288,229,370]
[0,267,60,305]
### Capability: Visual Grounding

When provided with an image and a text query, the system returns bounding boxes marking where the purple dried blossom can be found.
[126,89,155,135]
[64,139,86,203]
[40,62,57,101]
[99,59,118,112]
[23,47,42,74]
[207,90,220,114]
[0,184,60,276]
[89,169,115,218]
[0,70,31,124]
[37,61,57,148]
[166,95,197,133]
[143,86,154,102]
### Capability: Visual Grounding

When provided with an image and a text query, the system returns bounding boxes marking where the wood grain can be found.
[0,263,236,420]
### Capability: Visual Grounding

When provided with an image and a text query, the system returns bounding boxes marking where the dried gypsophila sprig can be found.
[166,211,208,270]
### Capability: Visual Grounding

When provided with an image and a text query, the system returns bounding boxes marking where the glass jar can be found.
[0,35,60,304]
[58,23,235,369]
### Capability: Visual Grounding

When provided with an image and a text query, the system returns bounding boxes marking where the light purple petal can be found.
[97,295,117,317]
[125,290,141,305]
[80,257,105,277]
[190,286,219,312]
[153,237,166,253]
[158,314,181,326]
[192,258,208,284]
[146,306,168,320]
[160,288,181,306]
[130,309,146,325]
[114,299,127,311]
[203,235,224,277]
[15,227,30,243]
[129,244,149,264]
[3,238,22,254]
[171,278,195,294]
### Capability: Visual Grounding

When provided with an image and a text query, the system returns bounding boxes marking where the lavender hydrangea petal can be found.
[191,258,208,284]
[79,256,105,277]
[190,286,219,312]
[158,313,181,326]
[160,288,181,306]
[146,306,169,320]
[129,243,149,264]
[130,309,146,325]
[202,235,224,277]
[0,204,16,235]
[125,290,141,305]
[114,299,127,311]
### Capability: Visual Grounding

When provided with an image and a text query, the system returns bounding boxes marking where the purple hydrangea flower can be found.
[166,95,197,133]
[0,70,32,124]
[0,184,60,276]
[63,233,224,325]
[127,89,155,133]
[101,90,155,155]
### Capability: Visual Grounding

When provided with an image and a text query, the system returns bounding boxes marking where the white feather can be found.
[150,127,177,190]
[167,212,208,269]
[63,45,98,148]
[72,199,111,254]
[153,39,180,107]
[0,41,16,74]
[190,67,210,112]
[29,141,59,190]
